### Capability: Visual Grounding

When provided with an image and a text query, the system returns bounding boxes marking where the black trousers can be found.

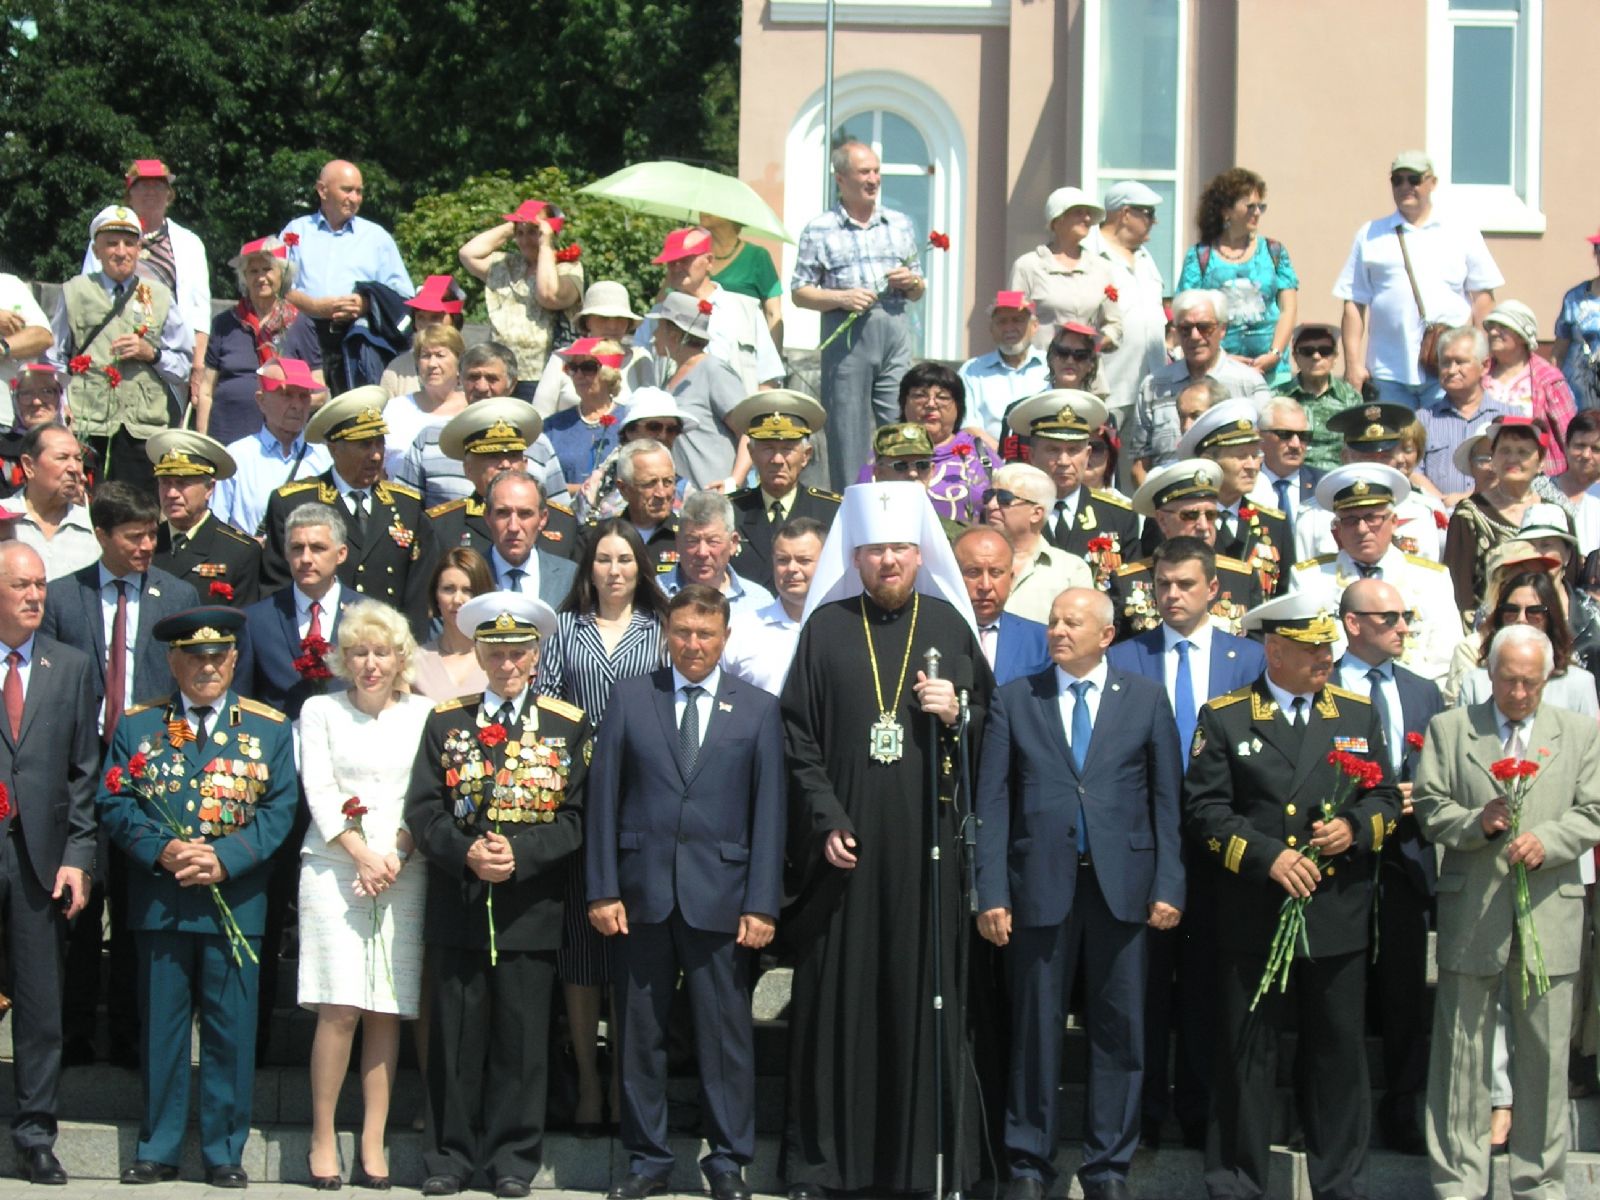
[62,834,137,1051]
[424,945,555,1186]
[1369,858,1432,1138]
[0,826,68,1149]
[100,429,156,497]
[1207,947,1371,1200]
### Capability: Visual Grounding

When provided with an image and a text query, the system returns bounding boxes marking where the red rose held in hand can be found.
[104,367,122,388]
[479,723,508,748]
[283,232,300,247]
[341,796,369,820]
[555,243,582,263]
[697,299,714,316]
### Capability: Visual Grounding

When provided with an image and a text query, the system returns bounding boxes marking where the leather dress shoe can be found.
[1003,1179,1044,1200]
[421,1176,465,1196]
[1079,1177,1133,1200]
[708,1169,752,1200]
[120,1161,179,1185]
[205,1164,249,1188]
[787,1186,827,1200]
[19,1148,66,1186]
[494,1178,531,1198]
[607,1174,668,1200]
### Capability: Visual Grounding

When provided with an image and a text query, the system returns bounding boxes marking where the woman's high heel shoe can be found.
[351,1158,391,1191]
[306,1152,343,1191]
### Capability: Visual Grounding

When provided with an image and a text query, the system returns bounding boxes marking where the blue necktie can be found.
[1274,476,1293,525]
[507,568,525,593]
[1366,666,1399,773]
[1070,680,1093,855]
[1173,640,1197,753]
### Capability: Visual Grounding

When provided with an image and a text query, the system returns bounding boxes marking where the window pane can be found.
[1451,25,1515,185]
[833,115,876,154]
[881,174,930,356]
[879,112,929,169]
[1098,0,1179,171]
[1449,0,1519,11]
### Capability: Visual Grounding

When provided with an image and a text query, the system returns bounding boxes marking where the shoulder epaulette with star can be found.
[1326,685,1371,704]
[432,698,469,714]
[277,480,323,498]
[1089,488,1132,510]
[806,486,843,501]
[1205,686,1253,710]
[1294,553,1338,570]
[1403,553,1447,572]
[214,522,256,546]
[536,695,585,722]
[236,697,287,723]
[427,497,468,520]
[376,480,421,503]
[1115,559,1151,577]
[548,497,574,515]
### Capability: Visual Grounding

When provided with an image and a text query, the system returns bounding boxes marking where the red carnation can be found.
[928,231,950,251]
[1489,756,1537,782]
[209,581,234,601]
[282,232,300,247]
[1433,509,1449,530]
[1105,284,1119,303]
[1086,535,1114,553]
[598,413,618,428]
[953,442,972,458]
[68,355,92,376]
[479,723,508,748]
[104,366,122,389]
[555,243,582,263]
[341,796,369,820]
[697,299,714,316]
[104,766,124,795]
[127,752,148,779]
[1237,505,1255,521]
[0,783,11,823]
[1405,731,1424,751]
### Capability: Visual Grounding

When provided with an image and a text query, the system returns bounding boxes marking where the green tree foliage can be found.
[0,0,739,292]
[394,169,676,322]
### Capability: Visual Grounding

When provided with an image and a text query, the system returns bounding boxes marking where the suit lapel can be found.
[1286,690,1336,797]
[274,590,300,654]
[1032,670,1074,772]
[1082,670,1127,774]
[16,645,52,746]
[686,675,739,785]
[1463,701,1509,783]
[134,572,163,655]
[652,672,686,782]
[81,571,107,677]
[1247,681,1300,775]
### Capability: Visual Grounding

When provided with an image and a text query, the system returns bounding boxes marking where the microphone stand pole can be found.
[923,646,946,1200]
[948,679,975,1200]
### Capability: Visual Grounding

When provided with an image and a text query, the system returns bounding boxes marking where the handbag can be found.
[1394,225,1450,378]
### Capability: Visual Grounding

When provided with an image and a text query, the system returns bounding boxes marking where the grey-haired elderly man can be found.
[1413,623,1600,1200]
[1084,182,1171,429]
[1125,290,1271,485]
[661,491,774,617]
[1246,395,1323,530]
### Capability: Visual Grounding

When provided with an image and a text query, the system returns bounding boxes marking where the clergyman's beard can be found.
[865,577,917,611]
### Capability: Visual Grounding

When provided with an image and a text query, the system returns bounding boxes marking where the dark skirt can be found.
[557,857,611,985]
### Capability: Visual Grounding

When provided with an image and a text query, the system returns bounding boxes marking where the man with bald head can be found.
[976,586,1183,1200]
[281,159,414,390]
[953,526,1047,685]
[1335,577,1442,1155]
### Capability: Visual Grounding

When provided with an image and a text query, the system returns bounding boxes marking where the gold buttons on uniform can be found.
[1285,804,1296,816]
[1286,836,1298,847]
[1325,866,1336,876]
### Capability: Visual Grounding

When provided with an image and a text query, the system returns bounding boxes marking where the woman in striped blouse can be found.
[539,517,670,1134]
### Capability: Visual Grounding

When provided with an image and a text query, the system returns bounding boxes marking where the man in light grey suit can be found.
[483,469,576,607]
[1413,624,1600,1200]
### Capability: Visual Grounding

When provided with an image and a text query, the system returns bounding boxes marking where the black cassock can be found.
[780,592,994,1193]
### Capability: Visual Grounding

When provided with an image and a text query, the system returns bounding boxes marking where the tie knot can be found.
[193,705,213,722]
[309,601,321,615]
[1175,639,1192,657]
[683,684,705,700]
[495,701,515,727]
[1070,680,1092,700]
[6,651,19,668]
[1366,666,1387,684]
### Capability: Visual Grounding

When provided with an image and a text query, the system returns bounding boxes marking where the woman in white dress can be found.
[298,600,435,1188]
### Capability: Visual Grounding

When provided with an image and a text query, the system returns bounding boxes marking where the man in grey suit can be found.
[0,542,100,1183]
[659,491,774,618]
[1414,624,1600,1200]
[482,470,576,607]
[40,480,198,1067]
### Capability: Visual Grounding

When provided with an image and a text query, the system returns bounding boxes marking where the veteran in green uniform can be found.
[404,591,591,1198]
[1110,458,1262,639]
[147,430,262,607]
[96,607,296,1188]
[1182,593,1401,1200]
[724,390,840,591]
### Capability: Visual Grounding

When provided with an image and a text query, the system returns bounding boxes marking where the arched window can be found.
[783,72,966,360]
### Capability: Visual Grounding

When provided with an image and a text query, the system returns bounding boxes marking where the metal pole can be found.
[923,646,945,1200]
[822,0,836,207]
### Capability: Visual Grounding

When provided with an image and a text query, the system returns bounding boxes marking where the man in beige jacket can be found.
[1413,623,1600,1200]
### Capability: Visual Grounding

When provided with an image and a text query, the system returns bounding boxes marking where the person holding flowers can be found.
[297,599,433,1189]
[96,605,296,1189]
[402,591,591,1198]
[1413,623,1600,1200]
[1182,591,1399,1200]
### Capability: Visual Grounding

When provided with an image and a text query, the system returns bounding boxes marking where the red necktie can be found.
[307,601,323,641]
[104,581,128,745]
[4,651,22,742]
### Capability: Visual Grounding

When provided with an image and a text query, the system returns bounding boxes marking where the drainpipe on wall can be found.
[822,0,836,207]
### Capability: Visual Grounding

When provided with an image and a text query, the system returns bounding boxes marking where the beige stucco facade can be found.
[739,0,1600,362]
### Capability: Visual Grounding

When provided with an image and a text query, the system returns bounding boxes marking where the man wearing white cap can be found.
[48,204,194,494]
[957,292,1049,442]
[1288,463,1460,683]
[781,481,992,1198]
[1174,399,1289,597]
[1084,182,1170,423]
[403,591,590,1198]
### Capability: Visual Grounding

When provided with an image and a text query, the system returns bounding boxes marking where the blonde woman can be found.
[298,601,435,1188]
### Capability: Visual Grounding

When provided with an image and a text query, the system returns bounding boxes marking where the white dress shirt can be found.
[181,694,224,738]
[0,636,37,696]
[721,601,802,695]
[294,583,343,643]
[672,665,721,749]
[1054,658,1108,745]
[1264,673,1316,724]
[1162,619,1214,710]
[1336,652,1403,771]
[491,547,541,596]
[98,565,143,721]
[481,686,529,727]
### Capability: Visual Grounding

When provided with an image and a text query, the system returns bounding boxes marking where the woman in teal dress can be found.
[1177,167,1298,385]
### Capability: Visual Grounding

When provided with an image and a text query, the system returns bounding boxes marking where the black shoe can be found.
[494,1179,531,1199]
[120,1161,179,1186]
[1003,1180,1044,1200]
[19,1148,66,1186]
[1080,1179,1133,1200]
[205,1164,249,1188]
[60,1038,95,1068]
[787,1187,827,1200]
[709,1169,752,1200]
[607,1174,668,1200]
[421,1176,464,1197]
[306,1151,342,1190]
[350,1159,390,1190]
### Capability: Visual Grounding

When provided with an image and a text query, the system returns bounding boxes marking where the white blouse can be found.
[298,690,435,859]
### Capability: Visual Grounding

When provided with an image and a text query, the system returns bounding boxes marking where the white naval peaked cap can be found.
[801,481,978,635]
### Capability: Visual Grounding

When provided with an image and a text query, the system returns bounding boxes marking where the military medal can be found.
[861,593,920,765]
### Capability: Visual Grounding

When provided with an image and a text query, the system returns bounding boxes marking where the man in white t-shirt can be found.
[1084,181,1170,427]
[0,275,52,423]
[1334,149,1502,411]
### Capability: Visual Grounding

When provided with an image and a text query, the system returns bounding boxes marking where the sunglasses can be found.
[1128,206,1157,221]
[1295,343,1336,359]
[1497,603,1551,620]
[1347,609,1415,628]
[1243,202,1268,215]
[1050,345,1095,362]
[1390,172,1425,188]
[567,360,601,375]
[1169,507,1220,523]
[885,458,933,475]
[981,488,1033,508]
[1175,322,1219,337]
[1262,428,1309,443]
[636,420,683,436]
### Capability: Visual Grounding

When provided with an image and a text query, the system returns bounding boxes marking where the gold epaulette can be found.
[427,497,468,519]
[236,697,287,723]
[432,697,470,714]
[124,698,164,717]
[1252,502,1285,520]
[1090,488,1132,511]
[1115,559,1150,577]
[806,486,842,502]
[1326,684,1371,704]
[1294,553,1338,571]
[375,480,420,504]
[548,497,574,515]
[1403,553,1447,572]
[537,695,585,722]
[1215,554,1252,572]
[214,522,256,546]
[1205,686,1253,710]
[277,480,323,498]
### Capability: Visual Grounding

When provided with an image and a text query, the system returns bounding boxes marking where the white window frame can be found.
[780,71,966,359]
[1424,0,1544,234]
[1078,0,1189,287]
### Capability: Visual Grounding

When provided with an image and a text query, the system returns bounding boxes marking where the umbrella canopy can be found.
[579,161,794,244]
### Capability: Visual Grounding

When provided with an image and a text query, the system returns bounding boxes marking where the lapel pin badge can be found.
[718,701,733,712]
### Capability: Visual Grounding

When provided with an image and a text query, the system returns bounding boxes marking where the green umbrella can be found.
[579,161,794,244]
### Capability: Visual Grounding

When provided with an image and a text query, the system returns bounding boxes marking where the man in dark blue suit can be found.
[976,587,1184,1200]
[1334,577,1443,1155]
[955,527,1049,685]
[1106,536,1265,1148]
[587,584,785,1200]
[41,480,198,1067]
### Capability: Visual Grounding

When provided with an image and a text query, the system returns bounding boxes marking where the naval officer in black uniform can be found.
[147,431,262,607]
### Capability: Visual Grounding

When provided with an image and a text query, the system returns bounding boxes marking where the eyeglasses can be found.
[1169,507,1220,523]
[567,360,600,376]
[886,458,934,475]
[1496,603,1551,620]
[906,389,957,407]
[1295,343,1336,359]
[981,488,1033,508]
[1175,322,1219,338]
[636,420,683,436]
[1347,609,1415,628]
[1128,206,1157,221]
[1243,202,1268,215]
[1262,428,1309,443]
[1390,172,1425,188]
[1050,345,1095,361]
[1470,454,1494,468]
[1335,512,1391,529]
